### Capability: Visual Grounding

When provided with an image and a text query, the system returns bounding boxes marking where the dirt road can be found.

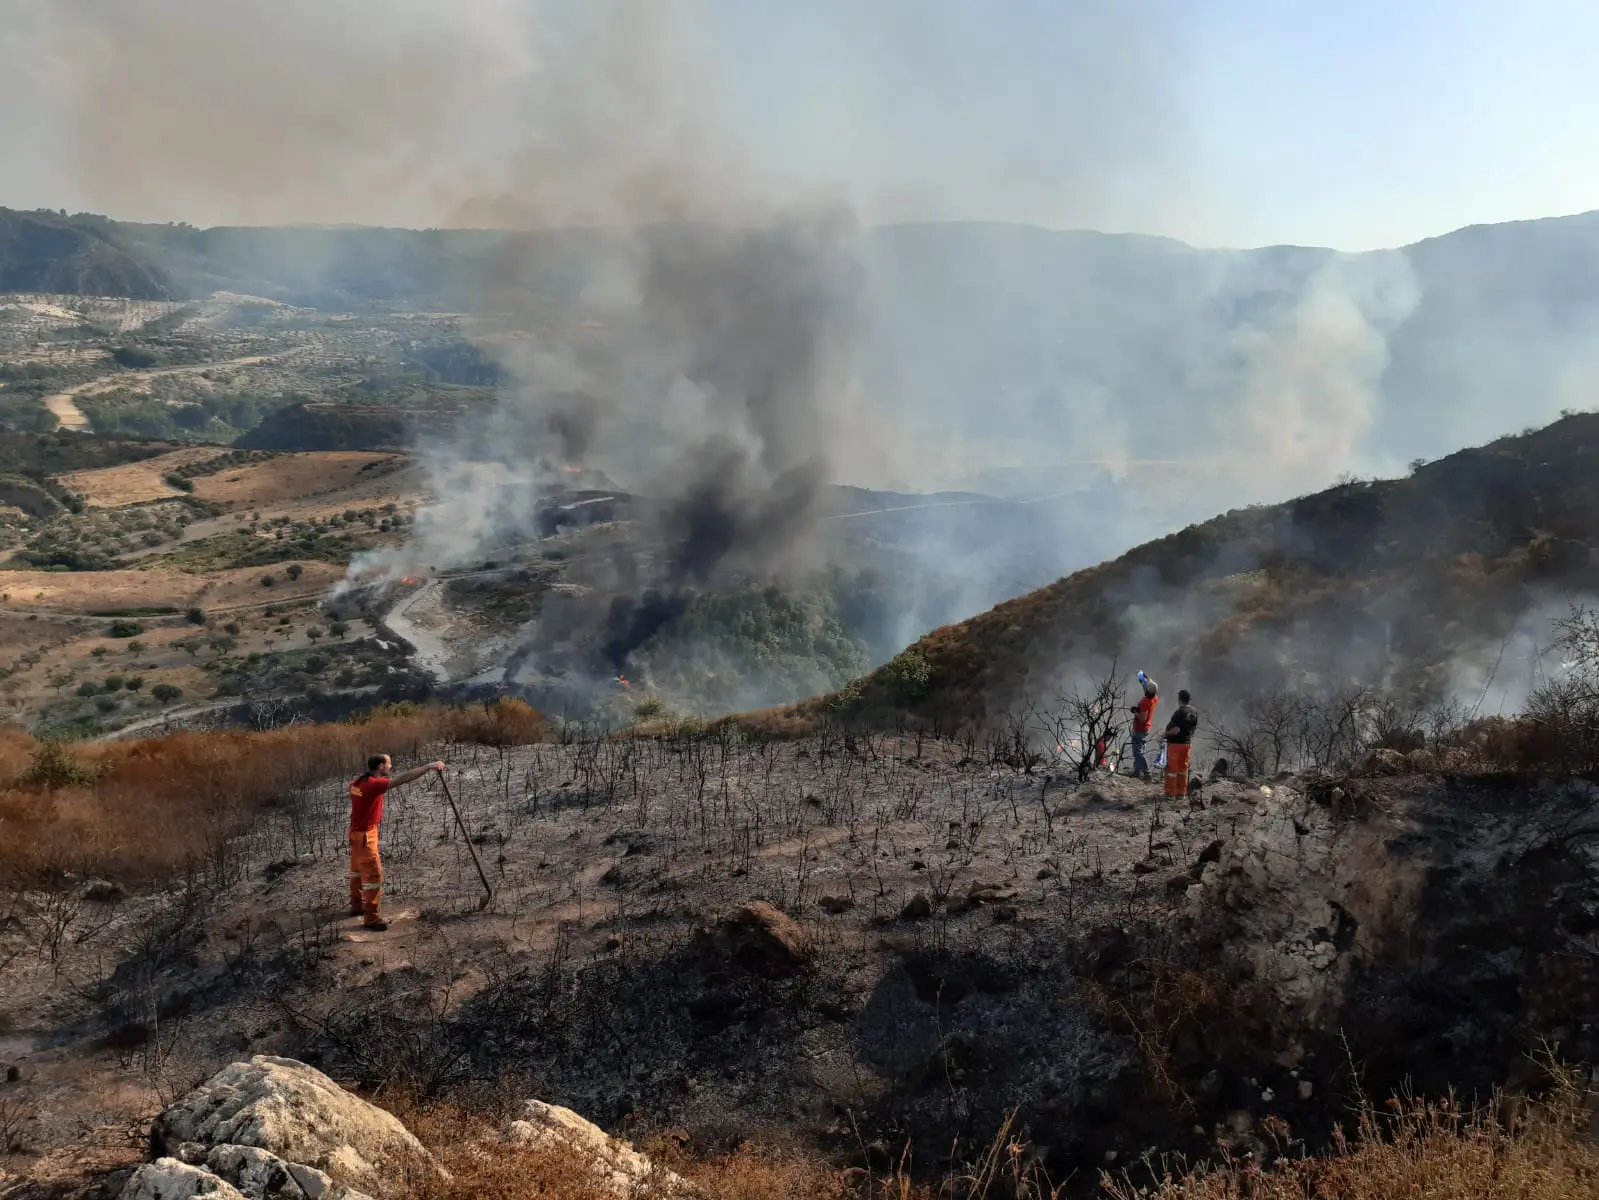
[42,354,276,433]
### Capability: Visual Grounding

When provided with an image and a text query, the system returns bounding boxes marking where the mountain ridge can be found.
[821,411,1599,733]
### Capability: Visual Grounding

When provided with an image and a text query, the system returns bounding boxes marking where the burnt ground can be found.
[2,735,1598,1195]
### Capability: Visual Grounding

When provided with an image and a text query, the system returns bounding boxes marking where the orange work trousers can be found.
[1163,742,1192,799]
[348,828,384,923]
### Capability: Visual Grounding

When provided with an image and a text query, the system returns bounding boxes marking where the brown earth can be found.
[58,448,225,508]
[190,452,405,505]
[0,562,342,613]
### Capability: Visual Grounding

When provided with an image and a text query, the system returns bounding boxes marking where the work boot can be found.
[363,919,389,932]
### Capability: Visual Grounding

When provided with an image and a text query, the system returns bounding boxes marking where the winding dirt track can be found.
[41,354,275,432]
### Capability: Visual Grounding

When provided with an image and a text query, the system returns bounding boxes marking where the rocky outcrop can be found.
[1184,778,1421,1031]
[119,1159,248,1200]
[119,1058,694,1200]
[1187,772,1599,1092]
[130,1056,434,1199]
[504,1100,695,1197]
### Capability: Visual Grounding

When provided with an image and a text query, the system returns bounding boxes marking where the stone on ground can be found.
[148,1055,437,1193]
[505,1100,696,1197]
[119,1158,248,1200]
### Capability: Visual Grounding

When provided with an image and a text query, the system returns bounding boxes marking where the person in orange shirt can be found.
[1128,672,1159,780]
[348,753,445,930]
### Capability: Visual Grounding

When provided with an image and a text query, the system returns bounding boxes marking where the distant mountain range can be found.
[7,202,1599,537]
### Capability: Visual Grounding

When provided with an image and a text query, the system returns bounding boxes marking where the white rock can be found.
[150,1056,439,1193]
[505,1100,696,1197]
[1298,1080,1314,1101]
[200,1144,365,1200]
[204,1145,298,1198]
[119,1159,247,1200]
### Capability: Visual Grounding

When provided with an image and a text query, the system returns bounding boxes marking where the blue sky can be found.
[705,0,1599,250]
[5,0,1599,250]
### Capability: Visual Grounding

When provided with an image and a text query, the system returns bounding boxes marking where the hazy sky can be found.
[4,0,1597,250]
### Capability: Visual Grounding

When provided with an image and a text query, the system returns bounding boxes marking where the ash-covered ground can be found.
[4,735,1597,1193]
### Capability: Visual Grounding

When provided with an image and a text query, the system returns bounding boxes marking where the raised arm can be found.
[390,760,446,788]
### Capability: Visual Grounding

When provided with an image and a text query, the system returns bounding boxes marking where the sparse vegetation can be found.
[0,700,545,882]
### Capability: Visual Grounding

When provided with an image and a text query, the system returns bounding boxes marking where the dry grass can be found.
[0,699,545,883]
[58,447,222,507]
[0,562,342,613]
[386,1083,1599,1200]
[189,452,403,505]
[1105,1079,1599,1199]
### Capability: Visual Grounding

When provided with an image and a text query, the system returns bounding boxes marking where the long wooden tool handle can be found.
[440,773,493,902]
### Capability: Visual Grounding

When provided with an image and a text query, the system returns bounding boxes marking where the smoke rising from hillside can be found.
[31,0,1581,719]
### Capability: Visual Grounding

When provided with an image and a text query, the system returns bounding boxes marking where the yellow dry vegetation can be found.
[391,1078,1599,1200]
[57,447,223,508]
[0,699,546,882]
[0,562,343,613]
[190,451,404,505]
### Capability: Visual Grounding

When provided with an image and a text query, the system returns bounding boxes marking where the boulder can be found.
[898,892,933,921]
[203,1145,369,1200]
[120,1159,247,1200]
[707,902,812,977]
[149,1056,438,1193]
[505,1100,695,1197]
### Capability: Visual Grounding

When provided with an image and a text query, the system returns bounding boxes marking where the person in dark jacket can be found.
[1163,689,1199,799]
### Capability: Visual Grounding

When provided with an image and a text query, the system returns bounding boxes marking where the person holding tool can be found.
[347,753,445,930]
[1129,671,1159,780]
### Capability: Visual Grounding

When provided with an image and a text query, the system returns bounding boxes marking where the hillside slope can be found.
[843,412,1599,731]
[0,209,176,298]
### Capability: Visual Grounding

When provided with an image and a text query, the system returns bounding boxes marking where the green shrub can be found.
[151,683,182,704]
[23,740,99,788]
[107,620,143,638]
[882,649,933,704]
[75,681,98,698]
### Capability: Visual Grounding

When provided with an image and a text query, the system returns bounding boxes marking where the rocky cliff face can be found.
[1188,765,1599,1101]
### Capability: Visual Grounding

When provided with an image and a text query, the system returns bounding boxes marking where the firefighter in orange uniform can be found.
[348,753,445,930]
[1163,690,1199,799]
